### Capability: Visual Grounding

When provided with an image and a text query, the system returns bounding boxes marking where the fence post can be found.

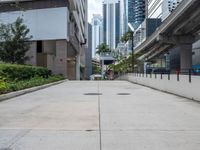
[189,69,191,83]
[168,73,170,80]
[177,72,179,81]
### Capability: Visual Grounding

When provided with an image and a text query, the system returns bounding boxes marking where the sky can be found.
[88,0,103,23]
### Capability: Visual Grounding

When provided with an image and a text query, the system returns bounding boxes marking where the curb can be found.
[0,79,68,102]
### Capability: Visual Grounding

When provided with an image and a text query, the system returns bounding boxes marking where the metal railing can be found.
[132,68,200,83]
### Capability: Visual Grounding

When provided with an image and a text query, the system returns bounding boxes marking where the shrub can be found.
[0,63,51,81]
[7,75,64,92]
[0,76,7,94]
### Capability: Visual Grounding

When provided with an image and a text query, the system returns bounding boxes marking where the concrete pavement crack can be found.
[7,129,32,148]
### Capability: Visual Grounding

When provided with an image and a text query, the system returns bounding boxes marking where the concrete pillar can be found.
[54,40,67,77]
[76,54,81,80]
[26,42,37,66]
[179,44,192,70]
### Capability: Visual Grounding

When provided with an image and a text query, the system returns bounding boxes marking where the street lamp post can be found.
[131,31,134,73]
[128,23,135,73]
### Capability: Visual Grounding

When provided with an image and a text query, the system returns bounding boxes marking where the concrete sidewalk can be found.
[0,81,200,150]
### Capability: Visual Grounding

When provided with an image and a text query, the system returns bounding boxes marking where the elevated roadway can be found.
[135,0,200,69]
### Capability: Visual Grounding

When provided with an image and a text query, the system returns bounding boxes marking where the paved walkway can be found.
[0,81,200,150]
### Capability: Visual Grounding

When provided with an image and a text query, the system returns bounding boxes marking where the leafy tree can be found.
[120,31,133,43]
[96,43,111,55]
[0,17,32,64]
[92,64,101,74]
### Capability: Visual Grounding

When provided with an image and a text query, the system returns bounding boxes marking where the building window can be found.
[37,41,43,53]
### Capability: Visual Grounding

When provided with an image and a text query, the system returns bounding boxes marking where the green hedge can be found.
[0,75,64,94]
[0,63,65,95]
[0,63,51,81]
[0,76,7,94]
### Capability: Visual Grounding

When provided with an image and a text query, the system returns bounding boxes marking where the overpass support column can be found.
[175,36,194,71]
[179,44,192,70]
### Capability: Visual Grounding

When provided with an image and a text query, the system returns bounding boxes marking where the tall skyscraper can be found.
[120,0,128,37]
[103,0,120,50]
[128,0,146,30]
[92,14,103,58]
[148,0,163,19]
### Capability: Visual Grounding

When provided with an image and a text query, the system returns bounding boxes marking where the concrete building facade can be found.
[103,0,120,50]
[91,14,103,58]
[0,0,88,80]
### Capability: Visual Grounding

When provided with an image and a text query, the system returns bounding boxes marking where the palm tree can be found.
[96,43,111,55]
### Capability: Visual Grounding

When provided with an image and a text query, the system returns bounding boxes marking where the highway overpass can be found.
[135,0,200,70]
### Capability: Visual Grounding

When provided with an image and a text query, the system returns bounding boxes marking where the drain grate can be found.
[84,93,102,96]
[117,93,131,95]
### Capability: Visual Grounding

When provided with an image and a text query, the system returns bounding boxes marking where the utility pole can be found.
[131,31,134,73]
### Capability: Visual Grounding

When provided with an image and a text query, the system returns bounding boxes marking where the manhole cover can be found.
[85,129,94,132]
[117,93,131,95]
[84,93,102,95]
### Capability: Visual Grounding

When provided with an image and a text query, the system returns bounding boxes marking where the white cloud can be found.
[88,0,102,23]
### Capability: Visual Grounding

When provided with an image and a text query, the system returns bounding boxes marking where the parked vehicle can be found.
[90,74,101,80]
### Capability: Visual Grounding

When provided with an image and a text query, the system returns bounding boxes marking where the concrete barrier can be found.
[119,73,200,101]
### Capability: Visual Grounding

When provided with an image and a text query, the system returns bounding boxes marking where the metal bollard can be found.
[168,73,170,80]
[189,69,191,83]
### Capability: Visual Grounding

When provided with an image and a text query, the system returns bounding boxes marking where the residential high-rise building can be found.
[128,0,146,30]
[103,0,120,50]
[92,14,103,58]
